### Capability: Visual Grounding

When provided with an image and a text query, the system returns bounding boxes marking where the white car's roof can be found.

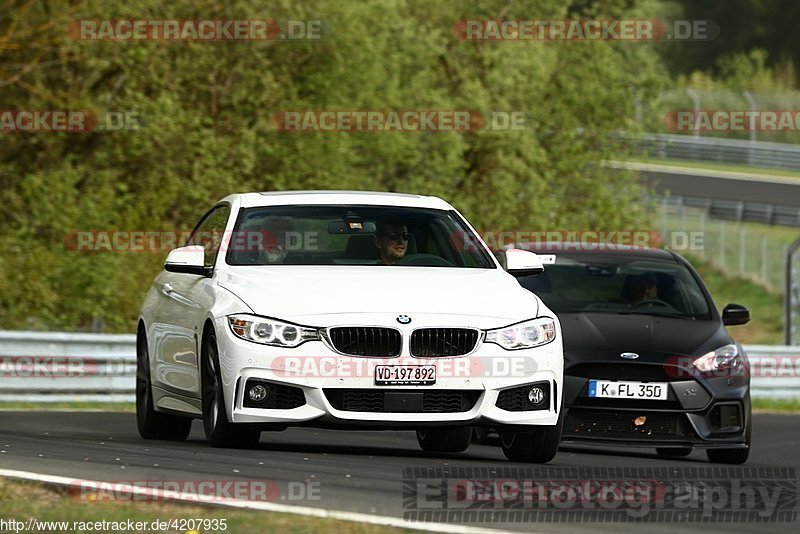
[229,190,455,210]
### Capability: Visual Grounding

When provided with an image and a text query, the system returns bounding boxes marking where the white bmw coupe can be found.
[137,191,564,462]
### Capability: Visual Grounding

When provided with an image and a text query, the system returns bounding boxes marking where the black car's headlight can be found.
[693,344,742,373]
[228,314,319,347]
[485,317,556,350]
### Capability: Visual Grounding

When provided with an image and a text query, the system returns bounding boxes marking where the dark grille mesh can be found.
[409,328,479,357]
[324,389,481,413]
[328,327,401,357]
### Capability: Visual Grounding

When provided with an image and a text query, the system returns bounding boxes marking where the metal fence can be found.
[655,196,797,292]
[1,331,799,401]
[624,132,800,172]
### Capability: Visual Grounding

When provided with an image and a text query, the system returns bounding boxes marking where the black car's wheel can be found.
[500,409,563,463]
[136,327,192,440]
[706,401,751,464]
[202,330,261,449]
[706,447,749,464]
[416,427,472,453]
[656,447,692,457]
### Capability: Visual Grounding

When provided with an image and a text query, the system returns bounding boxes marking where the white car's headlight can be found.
[693,344,742,373]
[485,317,556,350]
[228,314,319,347]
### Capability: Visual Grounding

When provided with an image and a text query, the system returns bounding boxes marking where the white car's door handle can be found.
[161,283,174,295]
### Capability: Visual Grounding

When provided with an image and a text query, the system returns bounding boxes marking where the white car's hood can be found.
[217,266,539,324]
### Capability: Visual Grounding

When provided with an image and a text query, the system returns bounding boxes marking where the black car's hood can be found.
[559,312,732,363]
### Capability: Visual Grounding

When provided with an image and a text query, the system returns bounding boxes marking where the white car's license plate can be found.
[588,380,668,400]
[375,365,436,385]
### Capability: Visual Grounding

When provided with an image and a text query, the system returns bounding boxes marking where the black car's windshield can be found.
[225,205,495,268]
[517,252,712,320]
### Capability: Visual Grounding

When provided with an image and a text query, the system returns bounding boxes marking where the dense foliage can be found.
[0,0,667,331]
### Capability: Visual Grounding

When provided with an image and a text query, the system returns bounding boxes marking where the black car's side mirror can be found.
[722,303,750,326]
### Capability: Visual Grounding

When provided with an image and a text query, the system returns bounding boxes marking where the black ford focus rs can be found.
[512,243,751,464]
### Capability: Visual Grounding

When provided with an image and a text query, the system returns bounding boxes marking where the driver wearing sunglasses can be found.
[373,220,410,265]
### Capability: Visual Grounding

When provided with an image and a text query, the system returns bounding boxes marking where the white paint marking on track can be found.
[0,468,520,534]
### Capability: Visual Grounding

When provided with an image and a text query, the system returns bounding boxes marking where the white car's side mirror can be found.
[164,245,212,276]
[502,249,544,276]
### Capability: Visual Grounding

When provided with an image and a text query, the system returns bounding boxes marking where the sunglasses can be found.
[382,232,411,242]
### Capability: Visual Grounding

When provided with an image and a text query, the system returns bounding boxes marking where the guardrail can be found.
[624,132,800,172]
[0,331,135,402]
[1,332,799,401]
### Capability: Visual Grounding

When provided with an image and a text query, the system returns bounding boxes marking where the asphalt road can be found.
[639,168,800,208]
[0,411,798,533]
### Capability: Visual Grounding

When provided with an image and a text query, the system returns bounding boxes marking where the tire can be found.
[201,330,261,449]
[706,401,751,464]
[706,447,749,464]
[416,427,472,453]
[136,327,192,441]
[656,447,692,457]
[499,409,563,463]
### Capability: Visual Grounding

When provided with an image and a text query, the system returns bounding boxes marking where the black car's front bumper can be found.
[560,373,750,449]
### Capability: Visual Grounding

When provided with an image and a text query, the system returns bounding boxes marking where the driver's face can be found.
[375,224,408,265]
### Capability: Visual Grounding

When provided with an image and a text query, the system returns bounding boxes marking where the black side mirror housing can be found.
[722,303,750,326]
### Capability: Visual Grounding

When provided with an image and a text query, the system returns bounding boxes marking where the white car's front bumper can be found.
[214,313,564,428]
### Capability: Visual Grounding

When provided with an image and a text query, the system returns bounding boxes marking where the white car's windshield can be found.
[225,205,495,268]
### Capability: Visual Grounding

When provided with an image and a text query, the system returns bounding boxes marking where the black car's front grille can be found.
[328,327,401,357]
[409,328,479,357]
[324,389,481,413]
[564,409,695,439]
[242,380,306,409]
[569,362,677,382]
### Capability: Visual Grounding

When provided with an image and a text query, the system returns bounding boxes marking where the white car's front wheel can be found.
[201,330,261,449]
[499,410,563,463]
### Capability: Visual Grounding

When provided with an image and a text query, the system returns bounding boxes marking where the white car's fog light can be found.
[528,386,545,405]
[249,384,270,402]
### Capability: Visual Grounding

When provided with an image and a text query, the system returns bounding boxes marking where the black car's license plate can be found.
[375,365,435,385]
[588,380,668,400]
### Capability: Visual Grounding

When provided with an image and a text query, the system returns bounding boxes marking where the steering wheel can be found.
[395,253,454,267]
[632,298,671,308]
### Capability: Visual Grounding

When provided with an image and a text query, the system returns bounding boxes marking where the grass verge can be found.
[0,478,411,534]
[752,398,800,413]
[685,254,784,345]
[625,156,800,180]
